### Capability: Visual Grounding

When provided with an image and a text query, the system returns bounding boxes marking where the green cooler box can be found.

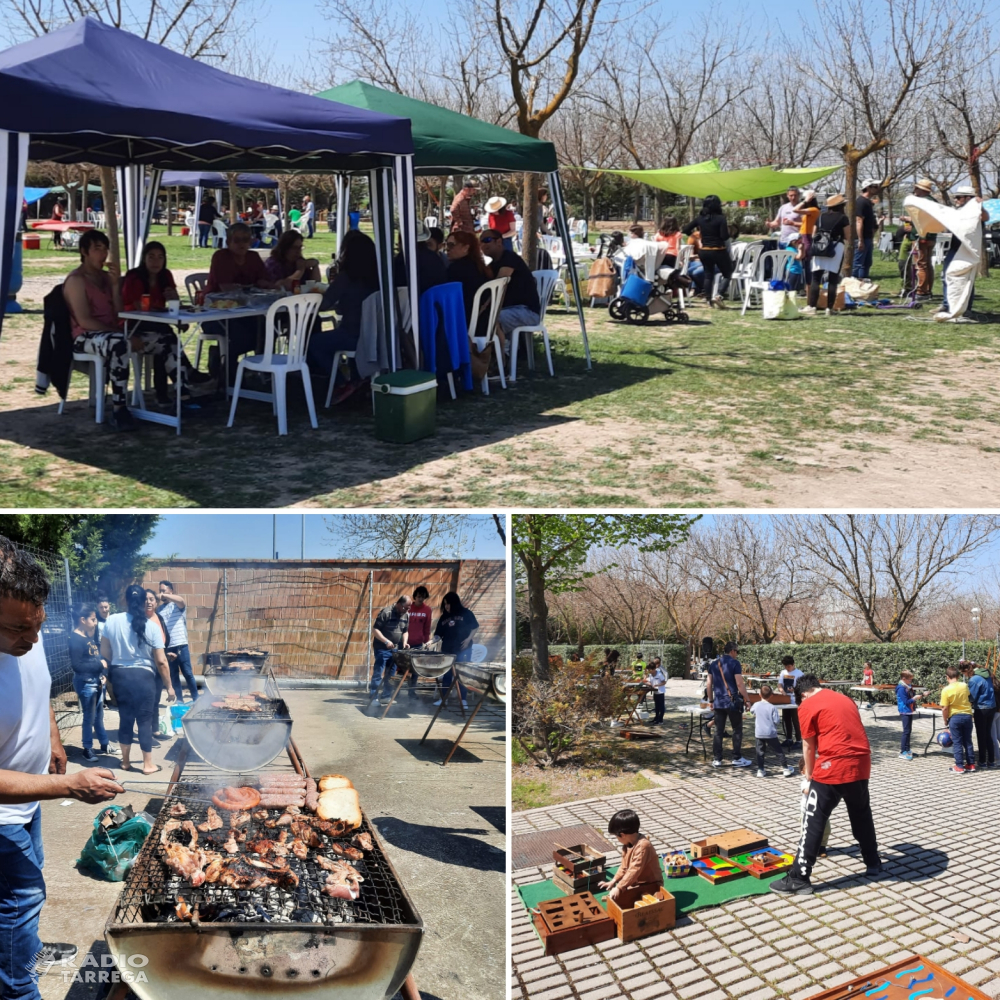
[372,371,438,443]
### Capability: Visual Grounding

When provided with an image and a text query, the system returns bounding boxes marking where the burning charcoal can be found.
[291,908,322,923]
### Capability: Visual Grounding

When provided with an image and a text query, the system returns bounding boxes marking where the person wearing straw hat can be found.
[800,194,850,317]
[486,196,517,251]
[908,177,937,299]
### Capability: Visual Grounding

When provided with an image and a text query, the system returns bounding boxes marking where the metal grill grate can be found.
[113,784,411,928]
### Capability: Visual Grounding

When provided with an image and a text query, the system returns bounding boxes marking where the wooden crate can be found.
[553,865,606,894]
[691,855,746,885]
[802,954,992,1000]
[729,849,793,879]
[689,838,719,858]
[552,843,607,876]
[746,692,791,705]
[714,828,770,858]
[606,886,676,942]
[532,892,616,956]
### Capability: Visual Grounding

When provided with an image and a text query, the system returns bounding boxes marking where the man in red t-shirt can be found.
[404,586,433,699]
[771,675,880,895]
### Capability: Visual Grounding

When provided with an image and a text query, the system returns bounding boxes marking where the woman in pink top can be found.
[654,217,681,265]
[63,230,188,431]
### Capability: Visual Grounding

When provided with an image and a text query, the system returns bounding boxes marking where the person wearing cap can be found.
[939,185,988,317]
[767,186,802,246]
[449,181,477,234]
[486,196,517,251]
[908,177,937,299]
[853,179,880,279]
[392,224,447,294]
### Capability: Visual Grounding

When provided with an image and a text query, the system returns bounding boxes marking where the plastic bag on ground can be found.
[76,805,154,882]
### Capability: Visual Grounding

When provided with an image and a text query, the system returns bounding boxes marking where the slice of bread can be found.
[318,774,354,792]
[317,787,362,828]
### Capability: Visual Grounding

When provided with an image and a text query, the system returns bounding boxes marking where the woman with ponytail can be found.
[99,584,175,773]
[69,602,109,761]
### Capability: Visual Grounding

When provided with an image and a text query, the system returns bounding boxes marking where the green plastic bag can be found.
[77,805,154,882]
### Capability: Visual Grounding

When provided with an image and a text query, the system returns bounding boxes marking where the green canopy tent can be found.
[316,81,590,368]
[598,162,841,201]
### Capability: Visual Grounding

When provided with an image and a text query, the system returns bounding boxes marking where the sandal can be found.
[142,765,163,775]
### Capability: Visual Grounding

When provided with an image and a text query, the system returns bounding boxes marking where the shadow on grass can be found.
[0,350,665,506]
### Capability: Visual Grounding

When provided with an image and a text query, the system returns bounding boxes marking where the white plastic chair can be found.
[227,294,322,435]
[211,219,228,249]
[468,276,509,395]
[741,250,794,315]
[423,216,439,230]
[509,270,558,383]
[185,272,209,305]
[731,243,764,302]
[58,353,106,424]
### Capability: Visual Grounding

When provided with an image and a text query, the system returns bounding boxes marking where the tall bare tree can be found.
[787,514,1000,642]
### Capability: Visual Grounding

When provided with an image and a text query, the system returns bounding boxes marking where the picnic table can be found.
[678,703,713,757]
[914,706,945,756]
[119,301,275,434]
[849,684,930,720]
[28,221,93,232]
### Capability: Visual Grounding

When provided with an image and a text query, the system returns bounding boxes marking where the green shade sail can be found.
[598,163,841,201]
[315,81,558,175]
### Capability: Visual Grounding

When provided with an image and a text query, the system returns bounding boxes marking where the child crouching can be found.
[598,809,662,903]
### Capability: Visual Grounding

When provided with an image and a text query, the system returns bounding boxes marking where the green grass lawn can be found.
[3,235,999,507]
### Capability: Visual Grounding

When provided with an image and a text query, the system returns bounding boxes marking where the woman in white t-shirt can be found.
[99,585,175,774]
[778,654,803,745]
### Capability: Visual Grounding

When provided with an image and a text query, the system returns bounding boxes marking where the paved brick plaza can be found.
[511,697,1000,1000]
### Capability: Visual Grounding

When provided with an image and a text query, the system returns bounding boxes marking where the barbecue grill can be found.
[182,671,292,772]
[105,752,423,1000]
[390,647,456,679]
[457,661,507,703]
[203,649,271,696]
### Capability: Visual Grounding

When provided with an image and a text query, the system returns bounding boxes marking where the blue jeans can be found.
[198,221,211,248]
[370,648,396,698]
[852,242,873,279]
[900,713,912,753]
[949,713,975,767]
[0,807,45,1000]
[439,648,471,702]
[73,675,107,749]
[167,645,198,702]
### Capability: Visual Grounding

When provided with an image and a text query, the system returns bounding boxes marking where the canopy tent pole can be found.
[335,173,349,253]
[275,185,284,233]
[395,154,420,366]
[192,185,202,249]
[548,170,590,369]
[368,168,397,373]
[0,131,28,333]
[115,165,162,270]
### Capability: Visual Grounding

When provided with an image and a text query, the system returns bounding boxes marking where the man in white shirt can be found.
[767,187,802,246]
[0,537,122,998]
[779,654,804,746]
[157,580,197,702]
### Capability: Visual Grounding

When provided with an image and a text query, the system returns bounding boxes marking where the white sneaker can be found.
[433,699,443,707]
[783,766,797,777]
[369,697,380,708]
[824,308,831,316]
[462,700,469,709]
[733,758,753,768]
[713,294,726,310]
[712,759,723,768]
[756,769,766,778]
[799,305,817,316]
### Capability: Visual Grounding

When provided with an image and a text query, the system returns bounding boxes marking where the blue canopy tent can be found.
[23,187,48,205]
[0,18,420,360]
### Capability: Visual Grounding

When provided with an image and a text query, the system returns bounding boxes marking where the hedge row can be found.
[548,644,689,678]
[737,641,995,695]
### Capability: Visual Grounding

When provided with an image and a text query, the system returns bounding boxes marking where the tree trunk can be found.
[971,160,990,278]
[632,185,641,224]
[527,561,551,682]
[843,155,860,273]
[522,171,539,269]
[99,167,121,275]
[653,188,663,228]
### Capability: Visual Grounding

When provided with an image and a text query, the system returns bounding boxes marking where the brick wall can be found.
[142,558,506,681]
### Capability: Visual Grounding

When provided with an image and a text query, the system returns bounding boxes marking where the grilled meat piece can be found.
[252,809,268,821]
[321,860,363,900]
[259,794,305,808]
[223,832,239,854]
[290,838,308,860]
[352,832,373,852]
[246,836,275,856]
[162,843,212,886]
[276,813,293,826]
[168,803,188,817]
[329,842,364,861]
[203,854,297,890]
[258,774,307,787]
[230,810,252,828]
[197,807,223,832]
[161,819,199,848]
[212,786,261,812]
[290,820,322,848]
[301,815,352,838]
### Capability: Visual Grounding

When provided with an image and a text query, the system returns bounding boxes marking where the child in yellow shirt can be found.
[941,664,975,773]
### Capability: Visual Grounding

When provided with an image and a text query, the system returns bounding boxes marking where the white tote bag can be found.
[762,289,800,320]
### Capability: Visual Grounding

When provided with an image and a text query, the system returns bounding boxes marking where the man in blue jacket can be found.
[963,661,997,768]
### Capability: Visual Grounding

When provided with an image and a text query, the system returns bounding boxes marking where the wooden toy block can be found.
[691,856,746,885]
[730,849,793,878]
[606,886,676,942]
[552,843,607,876]
[713,828,770,858]
[689,838,719,858]
[532,892,616,955]
[802,954,992,1000]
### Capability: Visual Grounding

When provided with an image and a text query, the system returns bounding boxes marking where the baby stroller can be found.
[608,241,691,324]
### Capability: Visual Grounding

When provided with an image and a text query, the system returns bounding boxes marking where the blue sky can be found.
[146,514,506,560]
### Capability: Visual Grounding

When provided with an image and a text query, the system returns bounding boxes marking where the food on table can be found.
[211,786,261,812]
[316,787,362,828]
